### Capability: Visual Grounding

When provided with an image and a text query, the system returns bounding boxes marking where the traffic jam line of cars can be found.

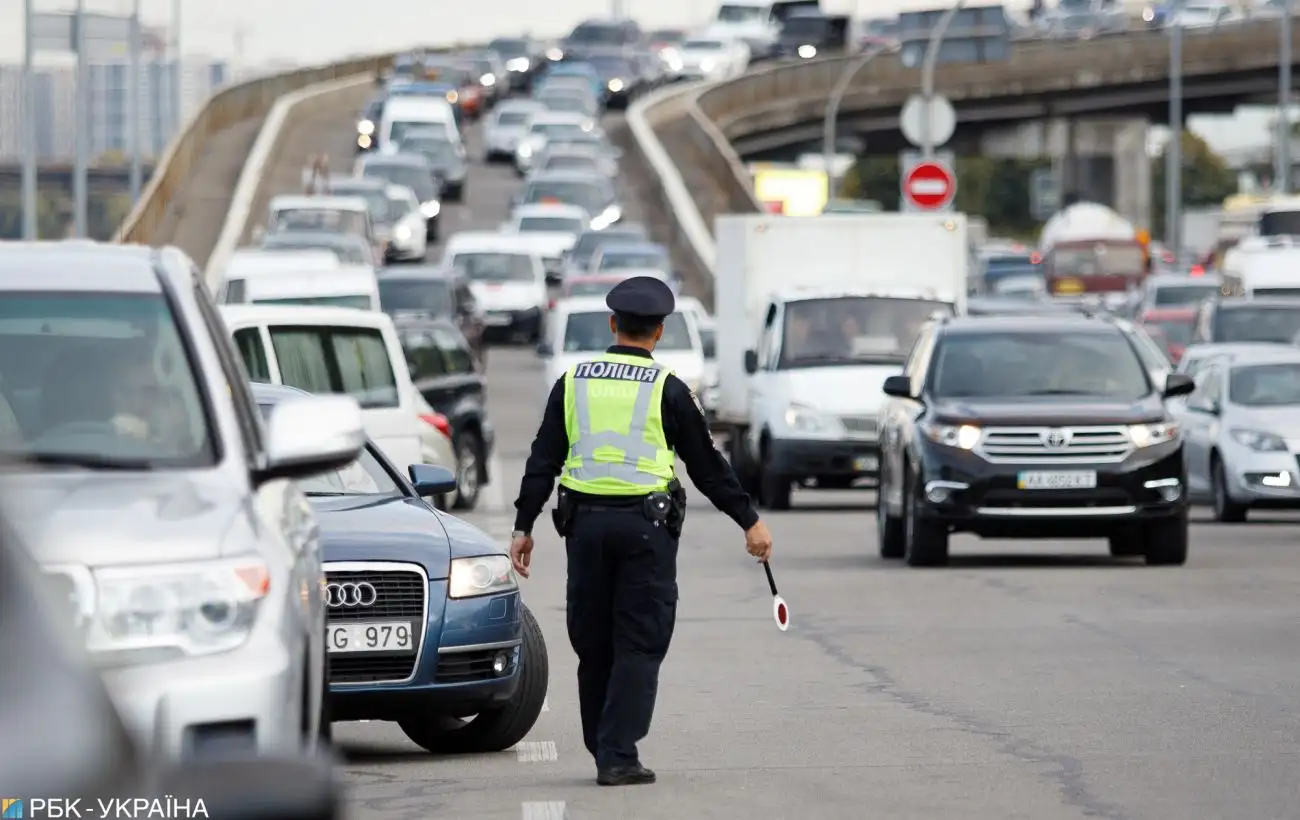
[1,22,720,768]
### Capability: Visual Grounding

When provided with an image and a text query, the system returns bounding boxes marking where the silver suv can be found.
[0,241,365,759]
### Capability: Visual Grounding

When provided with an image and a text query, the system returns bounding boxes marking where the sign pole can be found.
[21,0,37,239]
[822,47,880,199]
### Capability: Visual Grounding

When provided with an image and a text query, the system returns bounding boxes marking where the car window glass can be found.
[453,252,536,282]
[0,291,216,465]
[330,329,399,408]
[930,331,1150,399]
[1128,328,1170,369]
[268,328,333,393]
[224,278,246,303]
[234,328,271,382]
[400,328,449,381]
[779,297,949,368]
[1228,363,1300,406]
[518,217,583,234]
[432,325,474,373]
[195,286,260,457]
[1215,306,1300,343]
[379,279,452,315]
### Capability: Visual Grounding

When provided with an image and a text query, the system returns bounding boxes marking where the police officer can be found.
[510,276,773,787]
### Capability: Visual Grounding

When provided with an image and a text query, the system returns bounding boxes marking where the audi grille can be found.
[324,565,426,684]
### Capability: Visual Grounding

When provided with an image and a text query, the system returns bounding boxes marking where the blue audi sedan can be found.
[253,384,548,754]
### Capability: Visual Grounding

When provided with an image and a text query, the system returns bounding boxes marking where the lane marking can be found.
[521,802,567,820]
[515,740,558,762]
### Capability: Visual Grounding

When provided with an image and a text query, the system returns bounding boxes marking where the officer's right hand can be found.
[744,520,773,562]
[510,534,534,578]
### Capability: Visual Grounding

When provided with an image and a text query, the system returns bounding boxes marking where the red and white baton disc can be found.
[772,595,790,631]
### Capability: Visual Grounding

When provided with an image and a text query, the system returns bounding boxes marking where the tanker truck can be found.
[1038,202,1148,299]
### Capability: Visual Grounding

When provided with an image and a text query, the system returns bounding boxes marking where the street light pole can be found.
[21,0,37,239]
[1165,20,1183,257]
[822,48,879,199]
[920,0,966,159]
[1275,2,1292,195]
[171,0,182,137]
[128,0,142,202]
[72,0,88,238]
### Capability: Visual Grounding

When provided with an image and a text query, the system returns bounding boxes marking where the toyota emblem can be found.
[326,582,378,607]
[1042,429,1071,448]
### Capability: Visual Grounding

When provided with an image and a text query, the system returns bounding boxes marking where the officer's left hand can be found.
[510,534,534,578]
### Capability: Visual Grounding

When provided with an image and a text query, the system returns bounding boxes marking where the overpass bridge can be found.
[106,18,1295,301]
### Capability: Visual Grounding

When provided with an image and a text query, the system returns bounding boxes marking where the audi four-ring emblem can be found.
[326,582,378,607]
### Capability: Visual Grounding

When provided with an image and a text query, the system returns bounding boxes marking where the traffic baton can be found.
[763,561,789,631]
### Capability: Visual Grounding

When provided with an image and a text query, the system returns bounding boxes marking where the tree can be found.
[1151,130,1237,239]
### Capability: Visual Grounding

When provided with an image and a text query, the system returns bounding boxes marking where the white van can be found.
[380,96,461,151]
[220,262,381,311]
[219,304,423,469]
[442,231,550,340]
[216,249,340,300]
[539,296,708,398]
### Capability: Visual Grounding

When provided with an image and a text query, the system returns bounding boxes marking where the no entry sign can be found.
[902,158,956,211]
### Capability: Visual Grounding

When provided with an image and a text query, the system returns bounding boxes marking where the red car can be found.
[1141,307,1197,364]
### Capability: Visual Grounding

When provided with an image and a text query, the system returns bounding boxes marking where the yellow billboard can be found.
[752,168,829,217]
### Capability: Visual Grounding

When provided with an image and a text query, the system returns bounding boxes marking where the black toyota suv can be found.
[876,314,1195,567]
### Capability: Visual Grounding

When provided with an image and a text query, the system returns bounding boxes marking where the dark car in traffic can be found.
[390,130,468,202]
[488,36,542,90]
[378,266,486,365]
[579,49,643,108]
[392,318,494,511]
[355,153,443,240]
[252,384,543,755]
[876,314,1194,567]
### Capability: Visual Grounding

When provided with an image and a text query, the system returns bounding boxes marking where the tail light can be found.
[419,413,452,438]
[1189,264,1204,277]
[547,298,556,309]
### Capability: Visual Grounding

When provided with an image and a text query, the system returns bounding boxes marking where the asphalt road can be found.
[314,110,1300,820]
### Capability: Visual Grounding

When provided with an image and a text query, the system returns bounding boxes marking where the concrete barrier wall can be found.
[112,45,475,247]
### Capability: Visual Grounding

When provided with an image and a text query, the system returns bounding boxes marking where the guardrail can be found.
[112,44,475,247]
[204,75,373,289]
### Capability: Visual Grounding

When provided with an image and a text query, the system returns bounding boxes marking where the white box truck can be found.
[714,212,968,509]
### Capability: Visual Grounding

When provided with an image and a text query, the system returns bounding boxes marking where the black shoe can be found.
[597,764,656,786]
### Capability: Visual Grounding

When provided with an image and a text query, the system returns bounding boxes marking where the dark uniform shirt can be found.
[514,344,759,534]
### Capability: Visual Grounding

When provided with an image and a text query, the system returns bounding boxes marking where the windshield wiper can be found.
[1021,389,1094,396]
[304,491,350,497]
[9,452,157,471]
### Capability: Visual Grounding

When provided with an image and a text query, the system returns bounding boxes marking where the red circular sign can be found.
[904,161,956,210]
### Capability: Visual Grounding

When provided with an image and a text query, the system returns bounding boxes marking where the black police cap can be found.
[606,275,675,321]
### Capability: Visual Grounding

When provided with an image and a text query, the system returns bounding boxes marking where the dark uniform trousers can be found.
[564,502,679,769]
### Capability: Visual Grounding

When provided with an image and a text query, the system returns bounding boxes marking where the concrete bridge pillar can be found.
[980,117,1152,230]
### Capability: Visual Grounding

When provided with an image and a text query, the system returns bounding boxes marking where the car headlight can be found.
[798,45,817,58]
[699,59,715,72]
[1229,428,1286,452]
[784,402,832,433]
[421,200,440,218]
[481,73,495,86]
[507,57,530,71]
[608,78,625,92]
[517,144,533,158]
[395,224,411,241]
[1129,421,1180,448]
[920,422,981,450]
[90,558,269,662]
[446,90,459,104]
[448,555,518,599]
[546,48,563,61]
[357,119,374,135]
[356,134,372,150]
[589,205,621,230]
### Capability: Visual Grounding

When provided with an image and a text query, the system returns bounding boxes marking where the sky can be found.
[0,0,1274,152]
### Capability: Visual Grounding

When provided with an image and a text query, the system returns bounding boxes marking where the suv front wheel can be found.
[904,471,949,567]
[1143,511,1189,566]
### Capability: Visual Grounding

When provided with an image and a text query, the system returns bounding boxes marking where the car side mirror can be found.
[882,375,914,398]
[545,272,562,286]
[702,338,716,359]
[536,341,553,357]
[408,463,458,496]
[1162,372,1195,398]
[258,396,365,484]
[743,349,758,374]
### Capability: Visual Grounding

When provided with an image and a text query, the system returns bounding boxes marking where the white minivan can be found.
[216,250,380,310]
[219,304,423,469]
[380,96,462,151]
[538,296,708,398]
[443,231,551,341]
